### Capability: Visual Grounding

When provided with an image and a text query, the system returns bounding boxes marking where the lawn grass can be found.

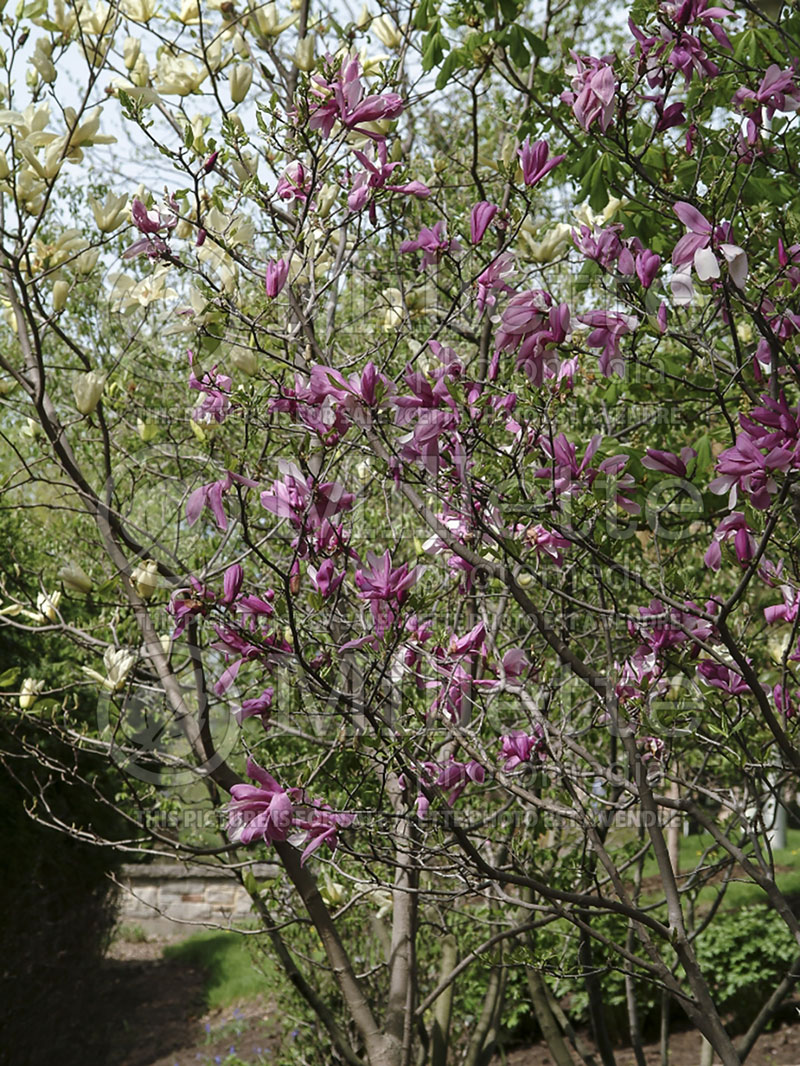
[637,825,800,908]
[163,931,274,1009]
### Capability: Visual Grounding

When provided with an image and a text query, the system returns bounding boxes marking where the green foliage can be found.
[694,906,798,1027]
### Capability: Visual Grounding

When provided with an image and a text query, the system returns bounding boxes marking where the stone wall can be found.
[116,861,279,939]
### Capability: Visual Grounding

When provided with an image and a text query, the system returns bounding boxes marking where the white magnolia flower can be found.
[19,677,45,709]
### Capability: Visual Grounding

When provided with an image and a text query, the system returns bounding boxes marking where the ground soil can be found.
[97,937,800,1066]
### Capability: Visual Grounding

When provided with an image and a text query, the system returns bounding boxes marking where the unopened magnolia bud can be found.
[372,13,402,48]
[53,280,69,311]
[230,346,258,375]
[0,150,9,180]
[19,677,45,710]
[72,370,106,415]
[137,419,158,441]
[131,559,159,599]
[315,183,338,218]
[58,563,92,594]
[294,35,314,71]
[123,35,141,70]
[357,3,371,28]
[229,63,253,105]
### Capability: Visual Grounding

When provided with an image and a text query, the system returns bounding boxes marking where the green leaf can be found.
[0,666,19,687]
[435,48,464,89]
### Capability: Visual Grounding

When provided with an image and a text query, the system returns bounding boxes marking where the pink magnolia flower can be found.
[704,512,757,570]
[400,221,459,269]
[227,758,294,844]
[672,202,748,290]
[475,252,515,315]
[124,196,178,259]
[500,727,547,769]
[354,550,419,637]
[517,137,565,185]
[577,310,637,378]
[188,353,232,424]
[709,432,793,509]
[562,54,617,131]
[524,524,571,565]
[293,802,354,865]
[260,463,355,530]
[276,161,311,202]
[641,446,696,477]
[640,736,666,762]
[696,659,749,696]
[470,201,498,244]
[265,257,290,298]
[495,290,571,385]
[417,758,485,816]
[234,687,274,726]
[307,54,403,139]
[308,558,345,597]
[764,584,800,625]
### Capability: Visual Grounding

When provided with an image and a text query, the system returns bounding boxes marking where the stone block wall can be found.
[116,861,279,939]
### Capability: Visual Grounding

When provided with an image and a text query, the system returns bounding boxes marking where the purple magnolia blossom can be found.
[709,432,793,509]
[307,54,403,139]
[168,577,215,637]
[696,659,750,696]
[764,584,800,625]
[672,202,748,291]
[535,433,602,497]
[276,161,311,202]
[293,802,354,865]
[347,141,431,212]
[188,354,232,424]
[186,471,259,530]
[234,687,274,726]
[629,598,716,654]
[636,249,661,288]
[470,201,498,244]
[773,684,798,720]
[495,290,571,385]
[704,512,757,570]
[308,558,345,597]
[265,257,290,298]
[517,137,565,186]
[500,727,546,769]
[227,758,295,844]
[640,736,666,762]
[642,446,697,477]
[400,221,459,269]
[475,252,515,315]
[615,649,666,704]
[562,53,617,131]
[260,463,355,530]
[417,757,485,816]
[354,550,419,638]
[221,564,244,607]
[523,524,571,565]
[578,310,637,378]
[124,196,178,259]
[734,65,800,143]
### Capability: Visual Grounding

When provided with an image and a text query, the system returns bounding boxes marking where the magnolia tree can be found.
[2,0,800,1061]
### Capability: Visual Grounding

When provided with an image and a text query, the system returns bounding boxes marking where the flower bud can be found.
[53,279,69,312]
[19,677,45,710]
[137,419,159,441]
[72,370,106,415]
[372,13,402,48]
[229,63,253,105]
[131,559,159,599]
[230,346,258,375]
[58,563,92,594]
[37,590,62,621]
[123,35,141,70]
[294,35,314,71]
